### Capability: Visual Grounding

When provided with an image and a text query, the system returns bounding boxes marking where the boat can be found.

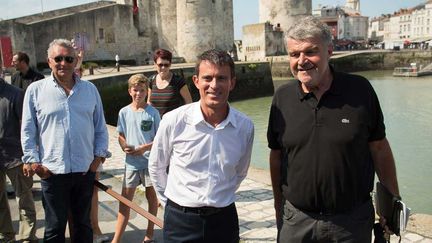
[393,63,432,77]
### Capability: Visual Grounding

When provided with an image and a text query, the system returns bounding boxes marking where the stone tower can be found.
[345,0,360,12]
[156,0,178,54]
[259,0,312,31]
[176,0,234,62]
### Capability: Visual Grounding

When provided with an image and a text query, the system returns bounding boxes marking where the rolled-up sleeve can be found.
[21,88,40,163]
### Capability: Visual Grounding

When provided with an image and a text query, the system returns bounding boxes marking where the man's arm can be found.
[148,118,172,206]
[89,87,109,172]
[235,124,254,189]
[20,87,40,164]
[370,137,400,196]
[92,87,109,158]
[179,85,192,104]
[270,149,283,229]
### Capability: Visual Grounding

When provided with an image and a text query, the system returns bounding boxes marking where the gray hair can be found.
[285,16,333,46]
[195,49,235,78]
[47,39,76,57]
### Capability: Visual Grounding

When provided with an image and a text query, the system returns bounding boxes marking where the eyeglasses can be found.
[52,56,75,63]
[157,63,170,68]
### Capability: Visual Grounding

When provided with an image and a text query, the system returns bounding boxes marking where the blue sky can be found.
[1,0,427,39]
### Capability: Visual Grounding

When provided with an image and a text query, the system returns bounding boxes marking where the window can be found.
[99,28,104,40]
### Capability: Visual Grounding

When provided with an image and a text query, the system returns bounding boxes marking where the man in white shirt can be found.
[149,49,254,243]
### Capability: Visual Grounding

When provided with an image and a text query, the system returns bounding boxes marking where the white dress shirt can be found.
[148,102,254,208]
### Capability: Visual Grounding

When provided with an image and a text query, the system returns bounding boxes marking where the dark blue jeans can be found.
[163,200,240,243]
[41,172,95,243]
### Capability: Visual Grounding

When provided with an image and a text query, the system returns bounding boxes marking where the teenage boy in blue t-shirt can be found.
[112,74,161,243]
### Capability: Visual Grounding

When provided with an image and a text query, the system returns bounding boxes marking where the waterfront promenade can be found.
[5,65,432,242]
[100,125,432,243]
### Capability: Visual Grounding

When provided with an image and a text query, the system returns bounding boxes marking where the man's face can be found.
[128,83,148,104]
[47,45,77,80]
[193,61,235,111]
[12,55,25,71]
[287,37,333,90]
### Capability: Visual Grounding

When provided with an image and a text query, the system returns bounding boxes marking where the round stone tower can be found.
[259,0,312,32]
[176,0,234,62]
[157,0,177,54]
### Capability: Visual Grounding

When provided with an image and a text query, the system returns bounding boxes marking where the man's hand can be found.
[25,163,53,179]
[89,156,105,172]
[123,145,135,154]
[130,144,151,156]
[379,216,394,239]
[23,163,35,177]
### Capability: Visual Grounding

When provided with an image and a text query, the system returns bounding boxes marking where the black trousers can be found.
[163,200,240,243]
[41,172,95,243]
[278,199,374,243]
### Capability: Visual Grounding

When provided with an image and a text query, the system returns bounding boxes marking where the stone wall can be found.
[331,51,432,72]
[0,21,37,68]
[176,0,234,62]
[268,50,432,77]
[30,4,151,66]
[242,24,266,61]
[259,0,311,31]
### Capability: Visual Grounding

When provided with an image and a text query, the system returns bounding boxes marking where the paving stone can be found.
[405,233,424,242]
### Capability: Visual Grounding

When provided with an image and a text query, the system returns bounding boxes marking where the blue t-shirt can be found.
[117,104,161,170]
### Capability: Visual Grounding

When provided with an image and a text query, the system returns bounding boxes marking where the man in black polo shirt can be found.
[267,16,400,242]
[11,52,45,91]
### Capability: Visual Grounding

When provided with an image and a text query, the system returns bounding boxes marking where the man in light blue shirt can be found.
[21,39,109,242]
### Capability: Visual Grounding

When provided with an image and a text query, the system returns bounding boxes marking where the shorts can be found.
[122,168,152,188]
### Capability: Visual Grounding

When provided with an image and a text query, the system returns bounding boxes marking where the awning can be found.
[410,37,432,43]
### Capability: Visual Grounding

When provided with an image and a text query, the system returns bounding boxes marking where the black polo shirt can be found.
[267,70,385,214]
[11,67,45,91]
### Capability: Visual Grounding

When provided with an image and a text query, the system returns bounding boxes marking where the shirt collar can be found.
[296,65,342,101]
[190,101,237,128]
[50,72,81,87]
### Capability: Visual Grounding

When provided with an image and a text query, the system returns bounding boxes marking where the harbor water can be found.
[231,70,432,215]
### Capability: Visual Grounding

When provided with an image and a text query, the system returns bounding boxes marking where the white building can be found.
[368,15,390,44]
[411,1,432,43]
[375,1,432,49]
[313,0,368,46]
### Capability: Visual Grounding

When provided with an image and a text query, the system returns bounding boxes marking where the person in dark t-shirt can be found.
[147,49,192,117]
[11,52,44,91]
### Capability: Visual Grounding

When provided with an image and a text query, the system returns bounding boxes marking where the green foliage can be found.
[247,63,258,71]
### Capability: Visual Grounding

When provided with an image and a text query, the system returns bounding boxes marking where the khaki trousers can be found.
[0,164,37,242]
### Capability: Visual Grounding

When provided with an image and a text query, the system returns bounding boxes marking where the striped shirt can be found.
[149,73,186,117]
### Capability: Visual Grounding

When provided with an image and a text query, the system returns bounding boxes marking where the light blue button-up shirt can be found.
[21,74,109,174]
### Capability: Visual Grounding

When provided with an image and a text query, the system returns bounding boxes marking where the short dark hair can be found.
[153,49,172,63]
[195,49,235,78]
[14,52,30,65]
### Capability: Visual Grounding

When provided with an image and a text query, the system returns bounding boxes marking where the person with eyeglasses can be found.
[147,49,192,117]
[20,39,109,243]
